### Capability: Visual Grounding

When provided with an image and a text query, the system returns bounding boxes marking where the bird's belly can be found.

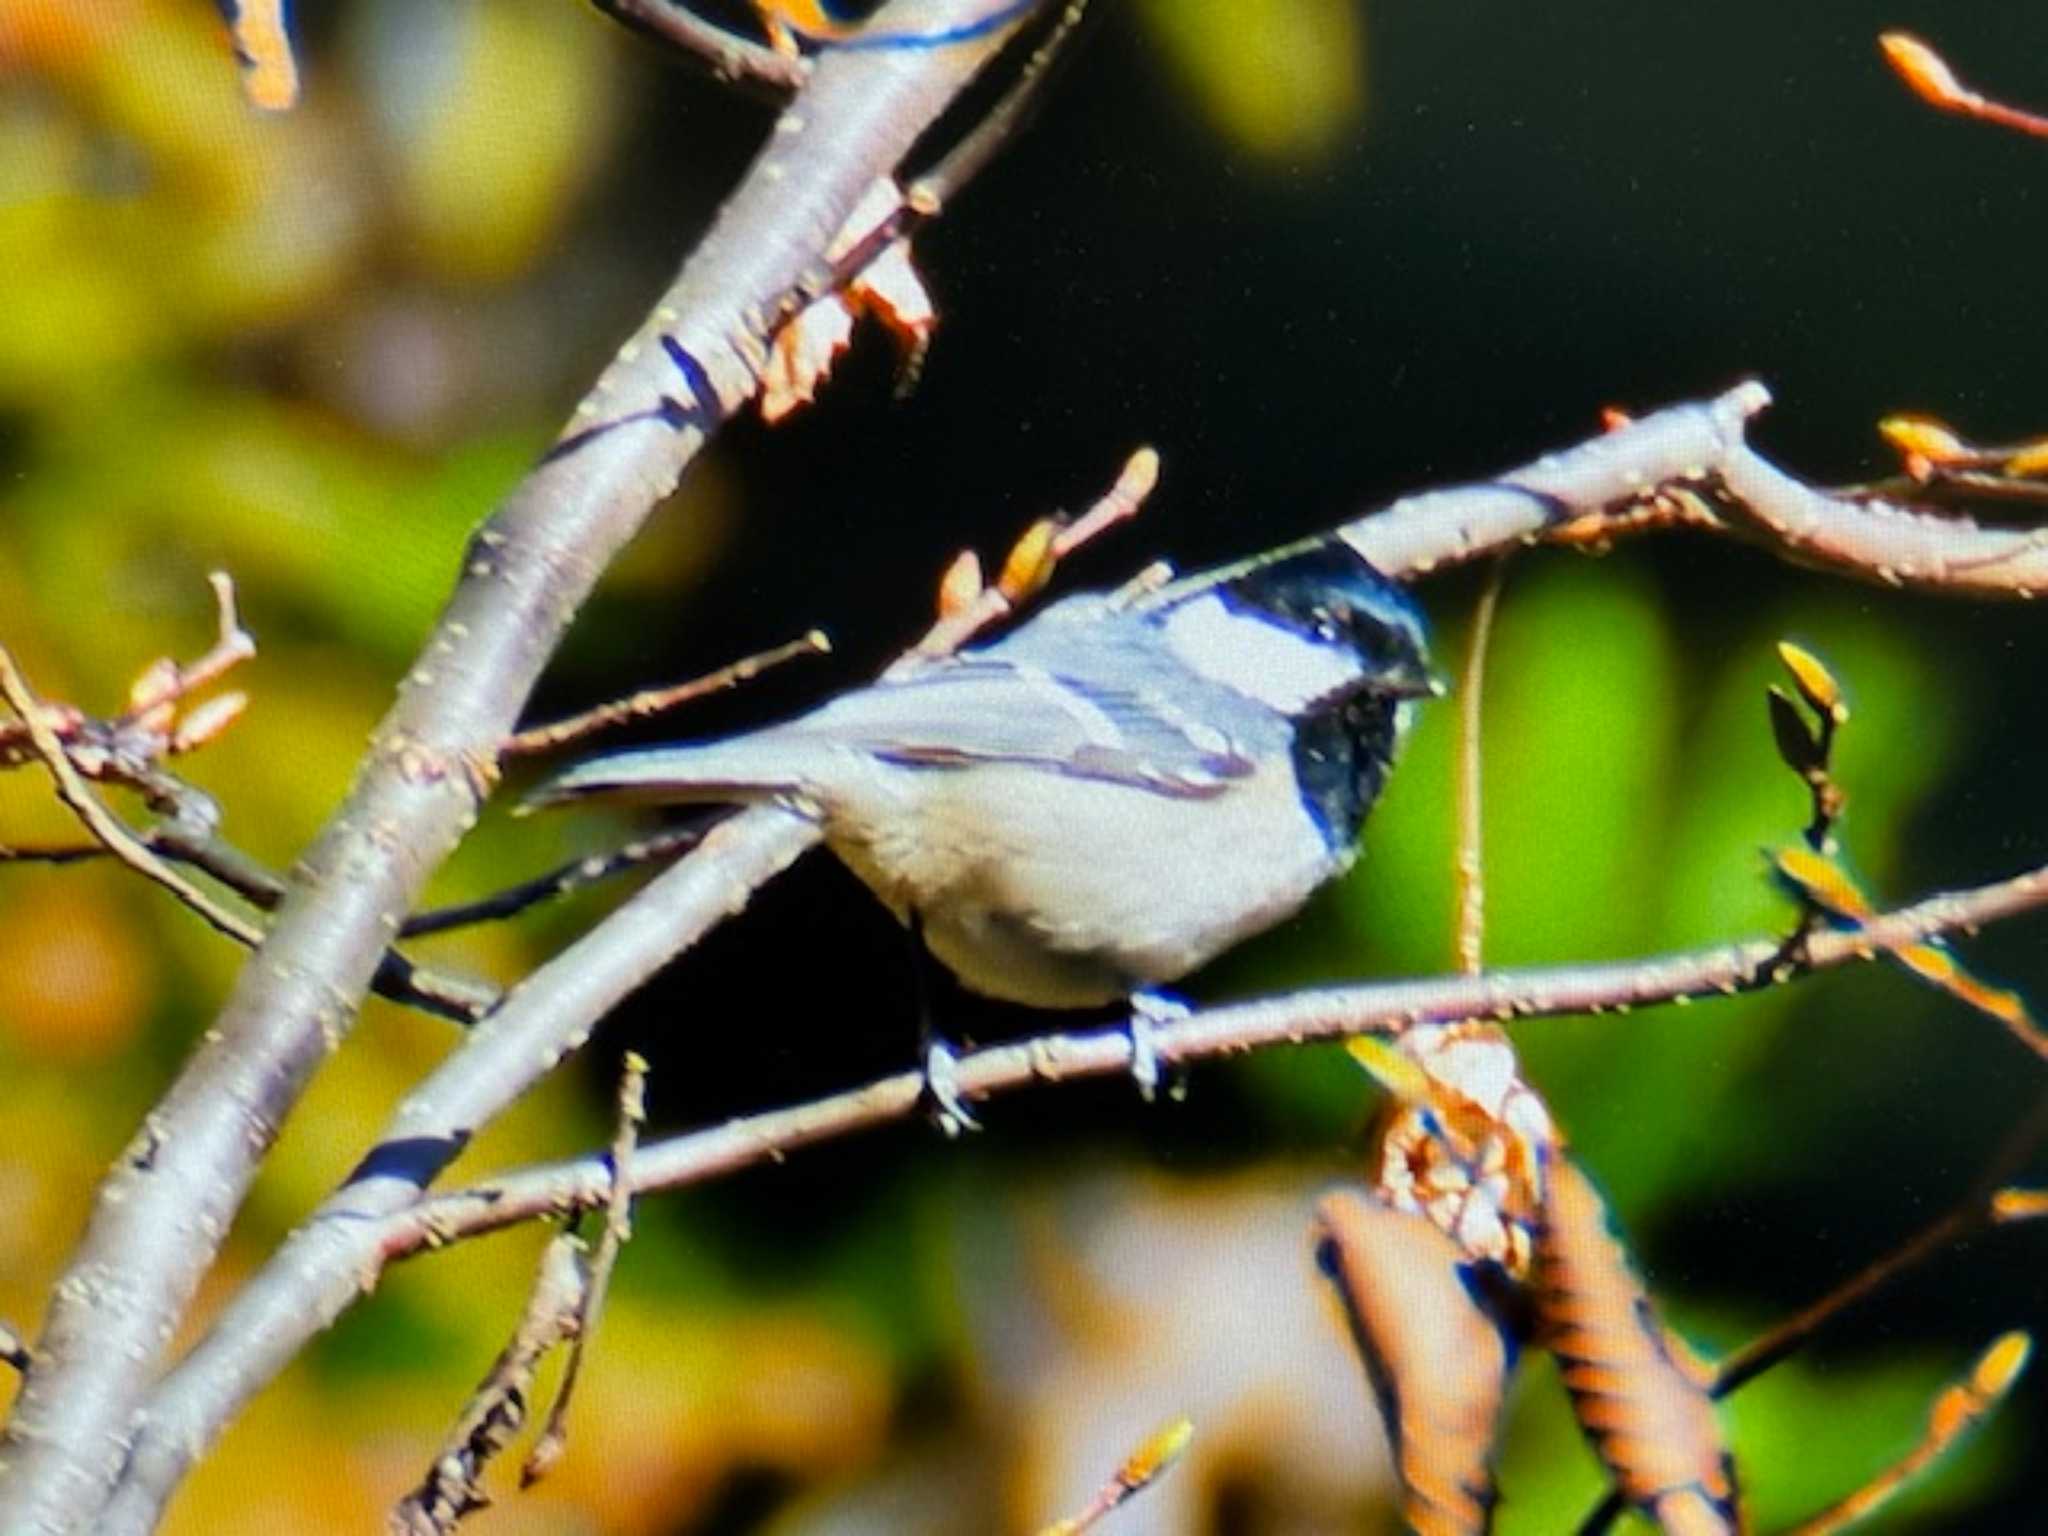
[826,762,1343,1009]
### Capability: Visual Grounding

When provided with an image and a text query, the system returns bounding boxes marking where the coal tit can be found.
[535,535,1434,1094]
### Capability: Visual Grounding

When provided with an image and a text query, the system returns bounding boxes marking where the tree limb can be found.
[99,851,2047,1523]
[0,6,1041,1529]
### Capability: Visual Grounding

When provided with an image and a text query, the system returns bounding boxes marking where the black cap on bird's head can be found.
[1216,539,1438,706]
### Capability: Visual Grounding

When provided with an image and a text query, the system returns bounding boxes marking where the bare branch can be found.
[400,827,705,938]
[1036,1416,1194,1536]
[501,632,830,758]
[1341,380,2048,598]
[101,807,818,1535]
[389,1231,588,1536]
[0,646,264,949]
[383,857,2048,1256]
[1576,1095,2048,1536]
[1880,32,2048,139]
[519,1052,647,1489]
[0,6,1045,1527]
[588,1,807,93]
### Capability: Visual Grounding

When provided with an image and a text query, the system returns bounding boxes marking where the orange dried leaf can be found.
[1879,32,1967,108]
[760,295,857,424]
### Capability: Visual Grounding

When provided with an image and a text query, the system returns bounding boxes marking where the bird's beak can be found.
[1381,662,1447,701]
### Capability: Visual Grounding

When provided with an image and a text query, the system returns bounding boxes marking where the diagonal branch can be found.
[0,5,1044,1530]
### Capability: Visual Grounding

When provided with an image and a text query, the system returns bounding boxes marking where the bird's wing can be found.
[798,657,1258,797]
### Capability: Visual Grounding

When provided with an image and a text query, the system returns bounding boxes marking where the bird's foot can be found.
[921,1034,981,1137]
[1127,989,1189,1103]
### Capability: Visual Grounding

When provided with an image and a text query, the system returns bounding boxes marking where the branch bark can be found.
[379,854,2046,1246]
[0,5,1035,1530]
[101,852,2048,1525]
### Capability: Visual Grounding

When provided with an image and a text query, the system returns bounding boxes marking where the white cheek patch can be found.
[1161,593,1364,711]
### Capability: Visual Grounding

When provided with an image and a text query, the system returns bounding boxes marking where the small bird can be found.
[535,536,1434,1115]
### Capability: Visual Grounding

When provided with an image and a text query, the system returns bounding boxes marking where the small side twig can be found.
[520,1052,647,1489]
[1036,1416,1194,1536]
[908,445,1159,659]
[0,776,496,1024]
[501,632,831,758]
[1880,32,2048,140]
[1575,1098,2048,1536]
[1454,558,1506,977]
[1781,1332,2031,1536]
[402,828,707,938]
[587,0,807,92]
[0,646,264,949]
[389,1231,589,1536]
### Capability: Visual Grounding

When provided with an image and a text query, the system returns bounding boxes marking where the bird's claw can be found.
[1128,990,1188,1103]
[922,1035,980,1137]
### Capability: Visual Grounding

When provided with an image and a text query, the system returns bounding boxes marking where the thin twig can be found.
[1880,33,2048,140]
[1782,1332,2032,1536]
[501,632,830,757]
[1575,1092,2048,1536]
[1454,559,1506,977]
[401,827,706,937]
[1036,1416,1194,1536]
[389,1231,588,1536]
[588,1,806,92]
[0,799,495,1023]
[0,647,264,949]
[909,445,1158,658]
[520,1052,647,1489]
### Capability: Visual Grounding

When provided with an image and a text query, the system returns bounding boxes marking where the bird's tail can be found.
[524,739,818,809]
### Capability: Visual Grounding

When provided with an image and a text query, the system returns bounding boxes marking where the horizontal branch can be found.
[386,857,2048,1252]
[1344,379,2048,597]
